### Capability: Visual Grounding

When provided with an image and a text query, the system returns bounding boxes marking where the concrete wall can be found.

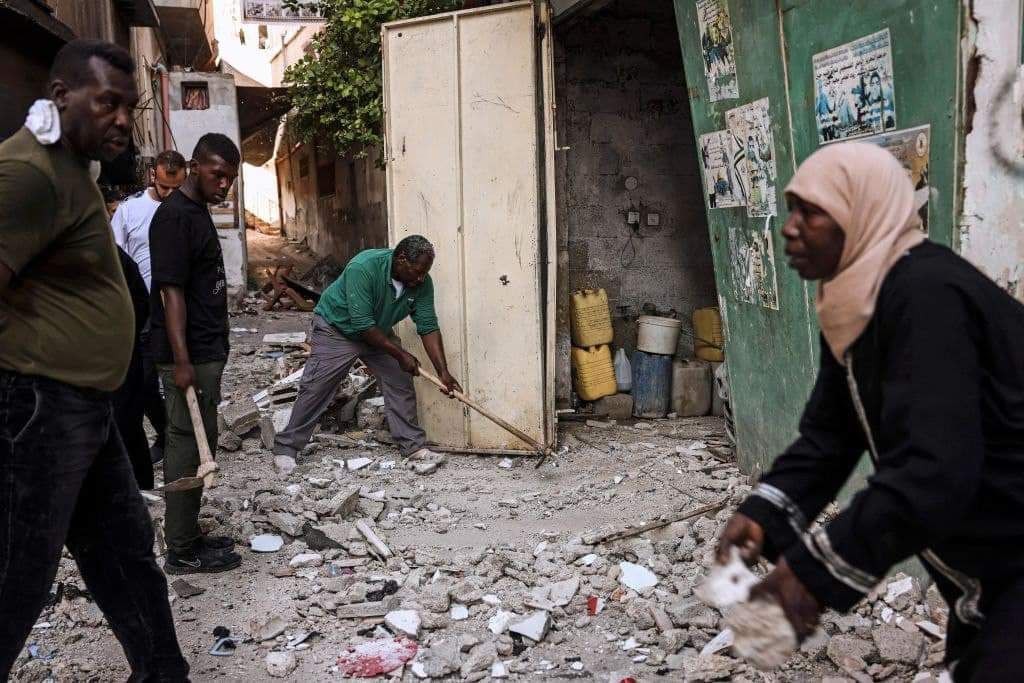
[167,70,248,302]
[556,0,718,367]
[243,158,281,230]
[275,130,388,266]
[959,0,1024,300]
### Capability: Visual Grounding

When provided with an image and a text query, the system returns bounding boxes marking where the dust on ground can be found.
[12,308,951,683]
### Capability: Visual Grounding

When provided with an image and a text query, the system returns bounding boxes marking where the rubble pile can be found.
[10,311,953,681]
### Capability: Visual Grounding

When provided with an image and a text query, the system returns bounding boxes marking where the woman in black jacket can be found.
[718,142,1024,681]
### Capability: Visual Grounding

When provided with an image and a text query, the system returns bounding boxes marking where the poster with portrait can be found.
[862,124,931,232]
[813,29,897,144]
[696,0,739,102]
[699,130,744,209]
[726,97,777,218]
[243,0,324,23]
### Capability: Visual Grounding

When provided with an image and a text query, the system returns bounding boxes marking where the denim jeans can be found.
[0,371,188,681]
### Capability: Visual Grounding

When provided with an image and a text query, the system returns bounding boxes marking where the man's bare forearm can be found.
[361,326,408,360]
[420,331,449,376]
[161,286,190,366]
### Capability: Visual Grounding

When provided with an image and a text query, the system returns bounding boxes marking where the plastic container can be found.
[672,359,712,417]
[571,289,614,347]
[711,361,727,417]
[636,315,682,355]
[571,345,617,401]
[614,348,632,393]
[693,307,725,362]
[631,350,673,418]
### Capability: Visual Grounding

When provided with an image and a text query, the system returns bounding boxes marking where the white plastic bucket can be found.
[636,315,682,355]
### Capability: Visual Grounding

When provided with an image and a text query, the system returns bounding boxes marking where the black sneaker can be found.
[200,535,236,551]
[164,545,242,575]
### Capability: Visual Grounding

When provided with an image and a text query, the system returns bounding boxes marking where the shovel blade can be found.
[156,476,204,493]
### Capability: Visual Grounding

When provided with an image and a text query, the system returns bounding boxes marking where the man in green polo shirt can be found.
[273,235,461,474]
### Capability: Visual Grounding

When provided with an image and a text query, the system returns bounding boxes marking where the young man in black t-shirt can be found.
[149,133,240,574]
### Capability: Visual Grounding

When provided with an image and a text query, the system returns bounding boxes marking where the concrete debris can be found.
[346,457,373,471]
[253,615,288,642]
[18,325,951,681]
[412,639,462,678]
[288,552,323,568]
[618,561,658,592]
[220,399,260,436]
[509,611,550,643]
[874,624,926,664]
[264,651,297,678]
[262,332,307,346]
[170,579,204,599]
[384,609,422,638]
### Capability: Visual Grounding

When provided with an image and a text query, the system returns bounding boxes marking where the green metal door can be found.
[673,1,963,473]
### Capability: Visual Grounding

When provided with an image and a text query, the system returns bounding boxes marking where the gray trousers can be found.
[274,315,426,459]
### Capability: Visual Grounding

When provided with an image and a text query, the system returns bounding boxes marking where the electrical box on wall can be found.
[647,212,661,227]
[627,210,641,224]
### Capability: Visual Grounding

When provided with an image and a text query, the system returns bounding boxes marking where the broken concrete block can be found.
[265,651,297,678]
[267,511,304,537]
[509,611,550,643]
[252,615,289,642]
[448,581,484,605]
[263,332,307,346]
[450,603,469,621]
[220,400,260,436]
[619,561,658,592]
[488,610,515,635]
[873,624,925,664]
[289,552,324,568]
[883,574,922,611]
[413,462,439,476]
[827,635,876,670]
[170,579,205,599]
[357,399,387,430]
[460,641,498,678]
[217,430,242,452]
[595,393,634,420]
[347,457,373,471]
[413,639,462,679]
[318,486,361,518]
[548,577,580,607]
[385,610,422,638]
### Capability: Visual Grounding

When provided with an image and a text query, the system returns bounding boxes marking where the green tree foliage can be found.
[283,0,461,158]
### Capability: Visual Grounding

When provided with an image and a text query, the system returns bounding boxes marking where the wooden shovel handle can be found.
[416,367,553,458]
[185,386,217,488]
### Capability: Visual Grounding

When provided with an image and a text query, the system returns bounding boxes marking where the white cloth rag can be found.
[24,99,102,181]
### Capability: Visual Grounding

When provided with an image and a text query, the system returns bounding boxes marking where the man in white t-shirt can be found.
[111,150,186,289]
[110,150,186,465]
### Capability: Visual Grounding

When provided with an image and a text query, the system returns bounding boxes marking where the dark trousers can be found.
[157,361,223,554]
[115,346,154,490]
[141,331,167,453]
[946,575,1024,681]
[0,371,188,681]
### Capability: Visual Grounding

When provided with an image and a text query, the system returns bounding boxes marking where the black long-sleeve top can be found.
[738,242,1024,619]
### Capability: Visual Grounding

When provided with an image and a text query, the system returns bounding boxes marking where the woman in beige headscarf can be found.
[715,142,1024,681]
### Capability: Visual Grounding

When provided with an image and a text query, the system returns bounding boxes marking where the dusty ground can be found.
[12,307,952,682]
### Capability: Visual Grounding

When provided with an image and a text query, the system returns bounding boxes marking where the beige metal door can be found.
[382,1,551,452]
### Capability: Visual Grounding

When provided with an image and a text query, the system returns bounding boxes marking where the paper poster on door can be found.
[813,29,897,144]
[696,0,738,102]
[862,124,931,233]
[726,97,777,218]
[699,130,744,209]
[729,223,779,310]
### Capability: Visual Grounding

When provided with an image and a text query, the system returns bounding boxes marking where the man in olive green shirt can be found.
[273,235,462,474]
[0,40,187,680]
